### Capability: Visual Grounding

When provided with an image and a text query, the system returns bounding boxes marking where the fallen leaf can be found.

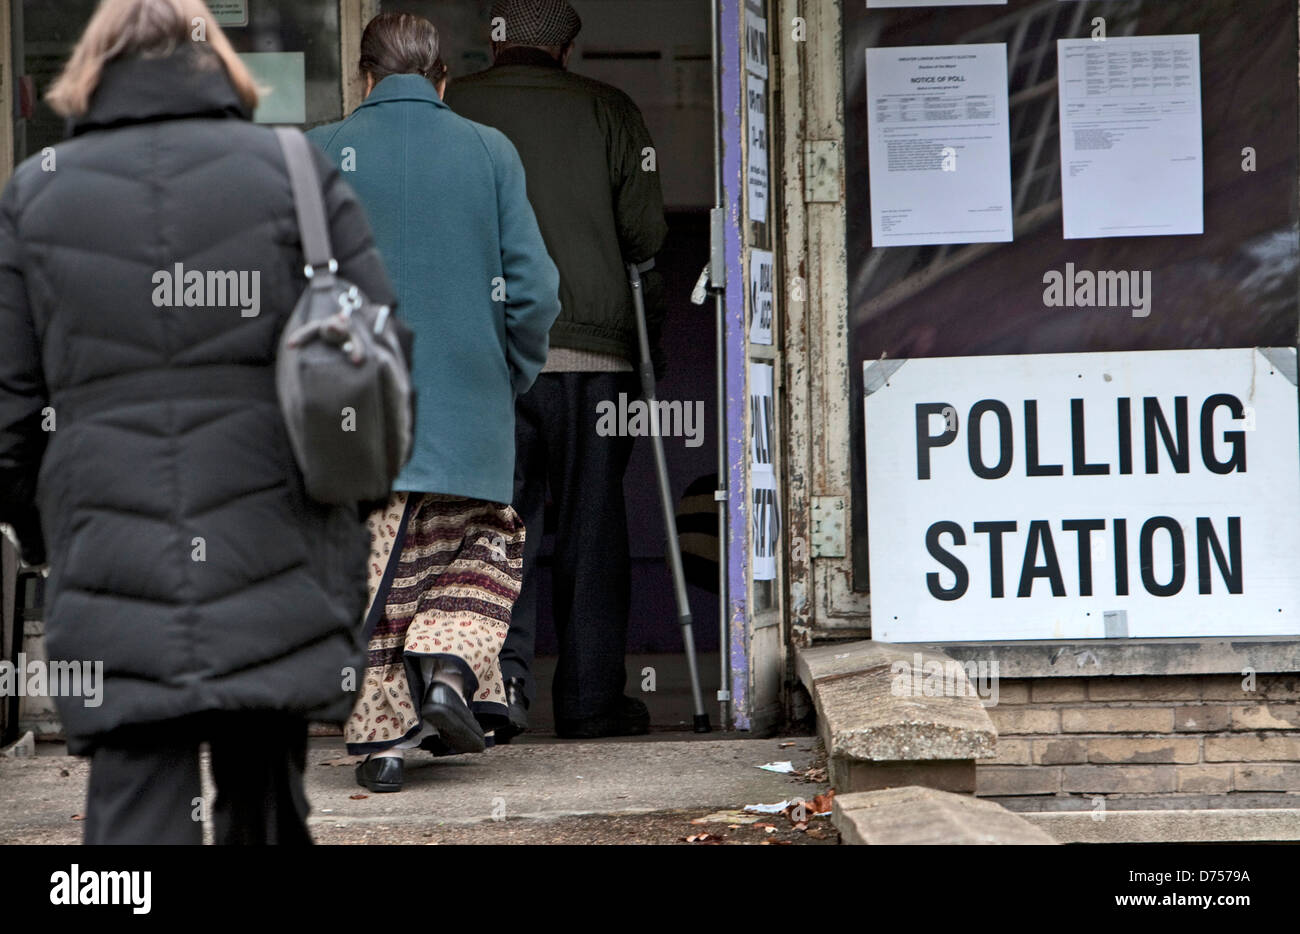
[71,814,84,821]
[682,832,725,844]
[349,794,369,800]
[807,789,836,816]
[778,742,795,748]
[761,839,794,845]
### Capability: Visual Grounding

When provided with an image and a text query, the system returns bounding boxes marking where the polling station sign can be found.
[863,348,1300,642]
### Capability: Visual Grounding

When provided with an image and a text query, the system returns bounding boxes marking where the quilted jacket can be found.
[0,46,396,752]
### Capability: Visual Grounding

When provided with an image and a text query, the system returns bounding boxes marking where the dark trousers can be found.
[507,371,638,724]
[83,713,312,845]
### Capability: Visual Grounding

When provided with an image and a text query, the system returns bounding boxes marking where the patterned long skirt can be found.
[345,492,525,753]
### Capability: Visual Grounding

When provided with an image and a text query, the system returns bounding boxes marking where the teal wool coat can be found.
[307,75,560,504]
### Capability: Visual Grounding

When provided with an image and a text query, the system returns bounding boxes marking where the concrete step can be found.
[834,785,1058,845]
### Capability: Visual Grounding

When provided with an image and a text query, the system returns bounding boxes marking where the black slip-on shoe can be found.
[495,677,530,745]
[555,695,651,739]
[355,755,404,793]
[422,682,486,754]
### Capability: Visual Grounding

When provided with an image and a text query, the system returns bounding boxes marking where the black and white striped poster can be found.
[750,362,779,580]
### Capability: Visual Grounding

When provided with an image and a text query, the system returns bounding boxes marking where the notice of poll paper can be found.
[865,44,1013,248]
[1057,35,1204,240]
[867,0,1006,8]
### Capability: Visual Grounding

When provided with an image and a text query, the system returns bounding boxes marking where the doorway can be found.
[377,0,723,735]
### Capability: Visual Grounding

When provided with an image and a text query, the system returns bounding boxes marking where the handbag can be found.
[273,127,415,505]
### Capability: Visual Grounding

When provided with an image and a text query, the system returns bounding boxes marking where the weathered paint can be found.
[722,0,751,730]
[0,0,13,187]
[777,0,871,636]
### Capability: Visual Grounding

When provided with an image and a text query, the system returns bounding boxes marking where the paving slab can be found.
[834,785,1058,845]
[0,735,828,844]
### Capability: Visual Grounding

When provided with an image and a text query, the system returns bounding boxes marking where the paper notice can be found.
[867,0,1007,9]
[749,362,775,473]
[747,75,770,224]
[748,250,775,345]
[866,44,1013,247]
[751,473,779,581]
[1057,35,1204,239]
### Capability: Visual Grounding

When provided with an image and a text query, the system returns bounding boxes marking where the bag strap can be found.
[274,127,336,279]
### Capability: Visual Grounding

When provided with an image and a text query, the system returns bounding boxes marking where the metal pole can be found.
[708,0,731,731]
[628,265,709,732]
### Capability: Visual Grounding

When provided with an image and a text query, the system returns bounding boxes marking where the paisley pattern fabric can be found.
[345,492,525,752]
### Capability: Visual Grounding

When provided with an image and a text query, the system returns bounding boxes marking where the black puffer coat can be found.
[0,48,396,753]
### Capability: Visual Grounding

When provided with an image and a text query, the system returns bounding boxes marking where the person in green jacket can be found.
[447,0,670,741]
[307,12,561,793]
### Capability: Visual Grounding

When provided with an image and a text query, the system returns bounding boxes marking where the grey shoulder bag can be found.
[273,127,415,505]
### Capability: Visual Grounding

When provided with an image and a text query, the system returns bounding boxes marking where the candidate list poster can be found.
[863,348,1300,642]
[1057,35,1204,239]
[865,44,1013,247]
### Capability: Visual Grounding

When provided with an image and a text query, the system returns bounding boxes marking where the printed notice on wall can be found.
[209,0,249,27]
[1057,35,1204,240]
[752,474,780,581]
[863,348,1300,641]
[750,361,778,581]
[746,75,770,224]
[748,249,774,345]
[865,44,1013,247]
[745,3,768,79]
[750,362,775,474]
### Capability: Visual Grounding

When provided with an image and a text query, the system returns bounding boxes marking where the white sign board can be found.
[863,348,1300,642]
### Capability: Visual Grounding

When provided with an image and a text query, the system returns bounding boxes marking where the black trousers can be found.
[507,371,638,723]
[83,712,312,845]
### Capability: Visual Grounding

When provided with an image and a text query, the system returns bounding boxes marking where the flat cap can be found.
[491,0,582,47]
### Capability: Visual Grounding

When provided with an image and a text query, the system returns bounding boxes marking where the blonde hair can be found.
[47,0,259,117]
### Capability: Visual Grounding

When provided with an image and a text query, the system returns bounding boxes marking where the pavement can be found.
[0,733,834,845]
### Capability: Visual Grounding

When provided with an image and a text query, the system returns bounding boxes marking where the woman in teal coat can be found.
[308,12,560,792]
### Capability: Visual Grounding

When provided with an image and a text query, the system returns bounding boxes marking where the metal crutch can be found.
[627,260,711,733]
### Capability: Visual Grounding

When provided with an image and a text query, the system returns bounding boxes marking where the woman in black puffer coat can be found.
[0,0,395,844]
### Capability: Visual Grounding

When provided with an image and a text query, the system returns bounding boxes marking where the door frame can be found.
[1,0,15,186]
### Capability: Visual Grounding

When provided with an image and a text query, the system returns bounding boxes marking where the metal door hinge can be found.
[811,496,846,557]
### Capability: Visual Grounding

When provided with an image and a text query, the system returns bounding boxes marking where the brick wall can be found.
[976,674,1300,799]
